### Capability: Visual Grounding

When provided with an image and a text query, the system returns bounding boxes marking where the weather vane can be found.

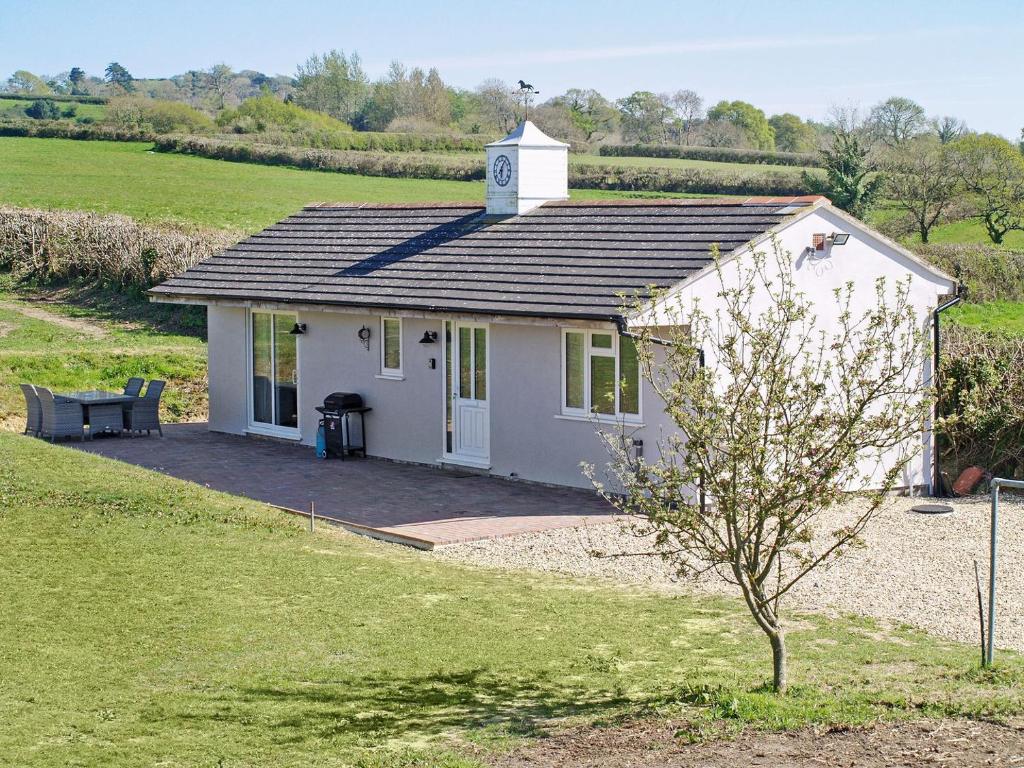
[517,80,540,120]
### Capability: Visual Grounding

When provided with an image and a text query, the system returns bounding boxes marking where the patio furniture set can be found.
[20,377,166,442]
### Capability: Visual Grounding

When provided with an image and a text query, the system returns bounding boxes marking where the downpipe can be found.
[932,288,963,496]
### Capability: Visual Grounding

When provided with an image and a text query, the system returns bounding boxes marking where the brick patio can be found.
[72,423,615,548]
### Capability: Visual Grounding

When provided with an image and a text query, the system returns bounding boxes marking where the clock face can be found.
[493,154,512,187]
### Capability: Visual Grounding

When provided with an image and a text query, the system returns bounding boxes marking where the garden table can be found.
[58,390,137,438]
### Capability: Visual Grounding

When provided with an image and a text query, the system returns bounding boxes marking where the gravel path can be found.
[433,495,1024,652]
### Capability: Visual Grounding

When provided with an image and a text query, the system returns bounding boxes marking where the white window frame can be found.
[378,316,403,379]
[560,329,642,422]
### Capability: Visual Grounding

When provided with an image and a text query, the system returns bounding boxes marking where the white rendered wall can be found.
[638,207,956,490]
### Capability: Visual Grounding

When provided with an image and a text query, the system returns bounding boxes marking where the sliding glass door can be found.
[250,311,298,434]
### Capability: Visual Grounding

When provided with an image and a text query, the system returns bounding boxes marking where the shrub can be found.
[0,206,237,289]
[217,94,352,134]
[145,100,214,134]
[24,99,61,120]
[937,324,1024,478]
[916,244,1024,302]
[598,143,820,167]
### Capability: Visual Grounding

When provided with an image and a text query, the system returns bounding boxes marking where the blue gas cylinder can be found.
[316,422,327,459]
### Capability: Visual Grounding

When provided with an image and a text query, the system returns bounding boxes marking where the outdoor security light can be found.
[419,330,438,344]
[830,232,850,246]
[288,322,307,335]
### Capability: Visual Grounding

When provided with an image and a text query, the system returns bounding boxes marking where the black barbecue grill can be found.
[315,392,372,459]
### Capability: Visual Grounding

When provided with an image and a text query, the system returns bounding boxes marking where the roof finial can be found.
[517,80,539,121]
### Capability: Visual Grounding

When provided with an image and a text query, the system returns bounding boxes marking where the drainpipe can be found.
[932,288,963,497]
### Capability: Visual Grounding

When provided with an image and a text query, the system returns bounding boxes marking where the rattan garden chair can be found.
[36,387,85,442]
[20,384,42,436]
[123,377,145,397]
[126,379,165,436]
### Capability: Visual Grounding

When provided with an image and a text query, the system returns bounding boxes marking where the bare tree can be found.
[932,115,967,145]
[868,96,927,147]
[885,138,961,243]
[662,89,703,145]
[475,79,519,134]
[588,241,929,694]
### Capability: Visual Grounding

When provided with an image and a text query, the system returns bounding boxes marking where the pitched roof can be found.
[149,196,825,320]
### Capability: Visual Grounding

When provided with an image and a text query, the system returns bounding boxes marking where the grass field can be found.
[1,432,1021,766]
[947,301,1024,335]
[0,288,207,431]
[571,152,813,175]
[0,137,693,232]
[0,97,107,121]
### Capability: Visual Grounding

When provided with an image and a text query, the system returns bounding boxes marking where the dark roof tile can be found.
[150,197,823,319]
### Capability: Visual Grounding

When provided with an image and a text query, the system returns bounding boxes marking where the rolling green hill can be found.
[0,137,684,232]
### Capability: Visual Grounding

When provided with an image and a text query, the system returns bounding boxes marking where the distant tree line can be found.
[6,58,1024,243]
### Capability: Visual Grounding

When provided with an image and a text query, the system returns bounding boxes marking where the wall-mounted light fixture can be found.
[357,325,371,350]
[829,232,850,246]
[419,330,438,344]
[289,322,307,335]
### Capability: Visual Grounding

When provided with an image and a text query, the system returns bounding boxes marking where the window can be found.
[562,329,641,419]
[380,317,402,376]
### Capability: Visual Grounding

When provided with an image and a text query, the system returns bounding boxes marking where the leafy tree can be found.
[802,126,884,218]
[932,115,967,145]
[884,138,961,243]
[24,99,61,120]
[551,88,617,142]
[293,50,368,124]
[707,100,775,151]
[617,91,670,143]
[662,89,703,145]
[868,96,926,147]
[590,241,929,694]
[6,70,53,95]
[68,67,87,95]
[768,113,816,153]
[950,133,1024,244]
[217,93,351,134]
[104,62,135,93]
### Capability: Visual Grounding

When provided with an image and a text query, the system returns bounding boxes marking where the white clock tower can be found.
[485,121,569,216]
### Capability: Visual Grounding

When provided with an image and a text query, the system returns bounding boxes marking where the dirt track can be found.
[490,718,1024,767]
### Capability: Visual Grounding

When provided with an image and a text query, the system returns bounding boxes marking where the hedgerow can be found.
[0,206,236,289]
[0,119,156,142]
[156,136,814,195]
[937,324,1024,479]
[0,92,108,105]
[599,143,820,167]
[915,244,1024,303]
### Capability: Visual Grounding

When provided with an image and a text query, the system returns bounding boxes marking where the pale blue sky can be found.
[2,0,1020,136]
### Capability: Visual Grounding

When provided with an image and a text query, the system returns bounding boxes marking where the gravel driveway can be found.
[433,494,1024,653]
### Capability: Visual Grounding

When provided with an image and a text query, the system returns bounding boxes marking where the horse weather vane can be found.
[517,79,540,120]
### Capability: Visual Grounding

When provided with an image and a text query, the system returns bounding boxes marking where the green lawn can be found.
[947,301,1024,335]
[0,98,107,121]
[1,434,1022,766]
[927,218,1024,249]
[0,289,207,430]
[0,137,686,232]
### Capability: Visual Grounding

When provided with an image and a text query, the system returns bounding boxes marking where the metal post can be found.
[310,501,316,534]
[987,483,999,667]
[986,477,1024,667]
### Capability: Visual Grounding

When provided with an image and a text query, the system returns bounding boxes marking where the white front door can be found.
[445,321,490,464]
